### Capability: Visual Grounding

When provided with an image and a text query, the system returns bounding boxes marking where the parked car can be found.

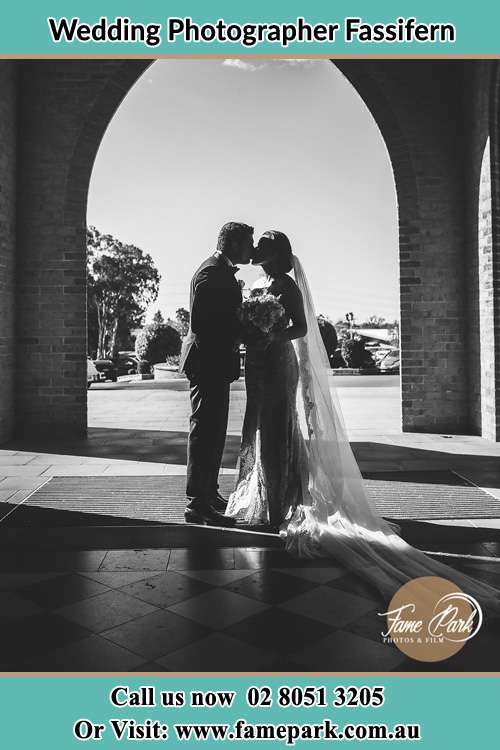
[87,357,104,388]
[116,352,139,376]
[93,358,118,382]
[379,349,400,373]
[372,346,393,364]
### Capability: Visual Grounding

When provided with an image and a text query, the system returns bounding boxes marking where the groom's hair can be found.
[217,222,254,255]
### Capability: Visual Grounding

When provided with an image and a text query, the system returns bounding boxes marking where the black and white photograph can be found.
[1,58,500,672]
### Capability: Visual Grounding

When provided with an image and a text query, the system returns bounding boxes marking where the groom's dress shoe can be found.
[211,492,228,512]
[184,505,236,527]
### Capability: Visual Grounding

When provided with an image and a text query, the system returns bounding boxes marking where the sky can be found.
[87,59,399,326]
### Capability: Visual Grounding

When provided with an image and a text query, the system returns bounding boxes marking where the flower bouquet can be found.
[239,292,286,335]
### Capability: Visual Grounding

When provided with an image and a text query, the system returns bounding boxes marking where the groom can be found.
[179,222,254,525]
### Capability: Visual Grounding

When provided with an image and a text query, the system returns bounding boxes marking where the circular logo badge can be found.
[378,576,483,662]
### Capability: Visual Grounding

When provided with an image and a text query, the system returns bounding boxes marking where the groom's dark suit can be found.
[179,253,242,509]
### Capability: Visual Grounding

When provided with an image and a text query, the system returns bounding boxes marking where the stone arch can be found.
[9,59,485,439]
[77,59,409,433]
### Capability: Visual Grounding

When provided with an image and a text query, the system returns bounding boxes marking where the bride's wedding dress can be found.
[226,256,500,613]
[226,272,305,530]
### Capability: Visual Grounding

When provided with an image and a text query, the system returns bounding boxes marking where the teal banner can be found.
[0,0,498,56]
[0,676,497,747]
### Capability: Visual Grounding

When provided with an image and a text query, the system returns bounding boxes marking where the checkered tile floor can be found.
[1,546,500,672]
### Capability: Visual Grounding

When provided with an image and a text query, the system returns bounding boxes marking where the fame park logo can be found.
[378,576,483,662]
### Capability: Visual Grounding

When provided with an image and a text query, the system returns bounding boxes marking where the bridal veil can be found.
[286,255,500,612]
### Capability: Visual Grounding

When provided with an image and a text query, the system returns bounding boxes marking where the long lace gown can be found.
[226,275,306,528]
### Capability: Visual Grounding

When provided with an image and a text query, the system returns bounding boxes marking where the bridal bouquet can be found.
[239,292,286,334]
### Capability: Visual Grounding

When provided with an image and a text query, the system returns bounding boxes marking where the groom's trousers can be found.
[186,378,230,509]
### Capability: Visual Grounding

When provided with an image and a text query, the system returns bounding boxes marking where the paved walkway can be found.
[1,375,500,672]
[1,546,499,672]
[2,376,500,530]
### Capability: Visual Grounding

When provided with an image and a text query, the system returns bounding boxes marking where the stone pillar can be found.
[487,61,500,441]
[0,63,16,443]
[15,62,88,438]
[478,139,496,439]
[339,61,471,434]
[14,61,148,439]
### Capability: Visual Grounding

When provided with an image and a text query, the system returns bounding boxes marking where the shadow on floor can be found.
[2,428,241,467]
[2,500,500,552]
[3,431,500,492]
[0,501,285,549]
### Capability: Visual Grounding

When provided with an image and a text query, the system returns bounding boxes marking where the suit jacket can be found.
[179,254,242,383]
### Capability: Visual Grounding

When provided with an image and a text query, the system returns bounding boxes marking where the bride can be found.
[226,230,500,612]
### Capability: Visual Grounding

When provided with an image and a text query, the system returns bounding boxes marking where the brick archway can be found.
[1,59,498,441]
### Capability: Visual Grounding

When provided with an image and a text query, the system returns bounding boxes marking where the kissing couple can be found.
[179,221,500,610]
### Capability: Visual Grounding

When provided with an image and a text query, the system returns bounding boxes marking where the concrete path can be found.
[1,375,500,531]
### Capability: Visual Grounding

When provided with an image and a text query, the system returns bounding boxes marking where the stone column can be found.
[487,61,500,441]
[14,61,148,439]
[339,61,472,434]
[15,62,88,438]
[0,63,16,443]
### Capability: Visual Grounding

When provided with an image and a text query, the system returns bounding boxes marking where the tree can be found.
[390,320,400,347]
[87,226,161,359]
[175,307,190,338]
[135,323,182,365]
[361,315,388,329]
[333,319,351,343]
[88,272,145,357]
[341,337,374,368]
[152,310,165,324]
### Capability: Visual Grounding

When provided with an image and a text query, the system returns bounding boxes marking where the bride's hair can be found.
[255,230,293,274]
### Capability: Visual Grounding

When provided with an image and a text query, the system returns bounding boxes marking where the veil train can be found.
[284,255,500,612]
